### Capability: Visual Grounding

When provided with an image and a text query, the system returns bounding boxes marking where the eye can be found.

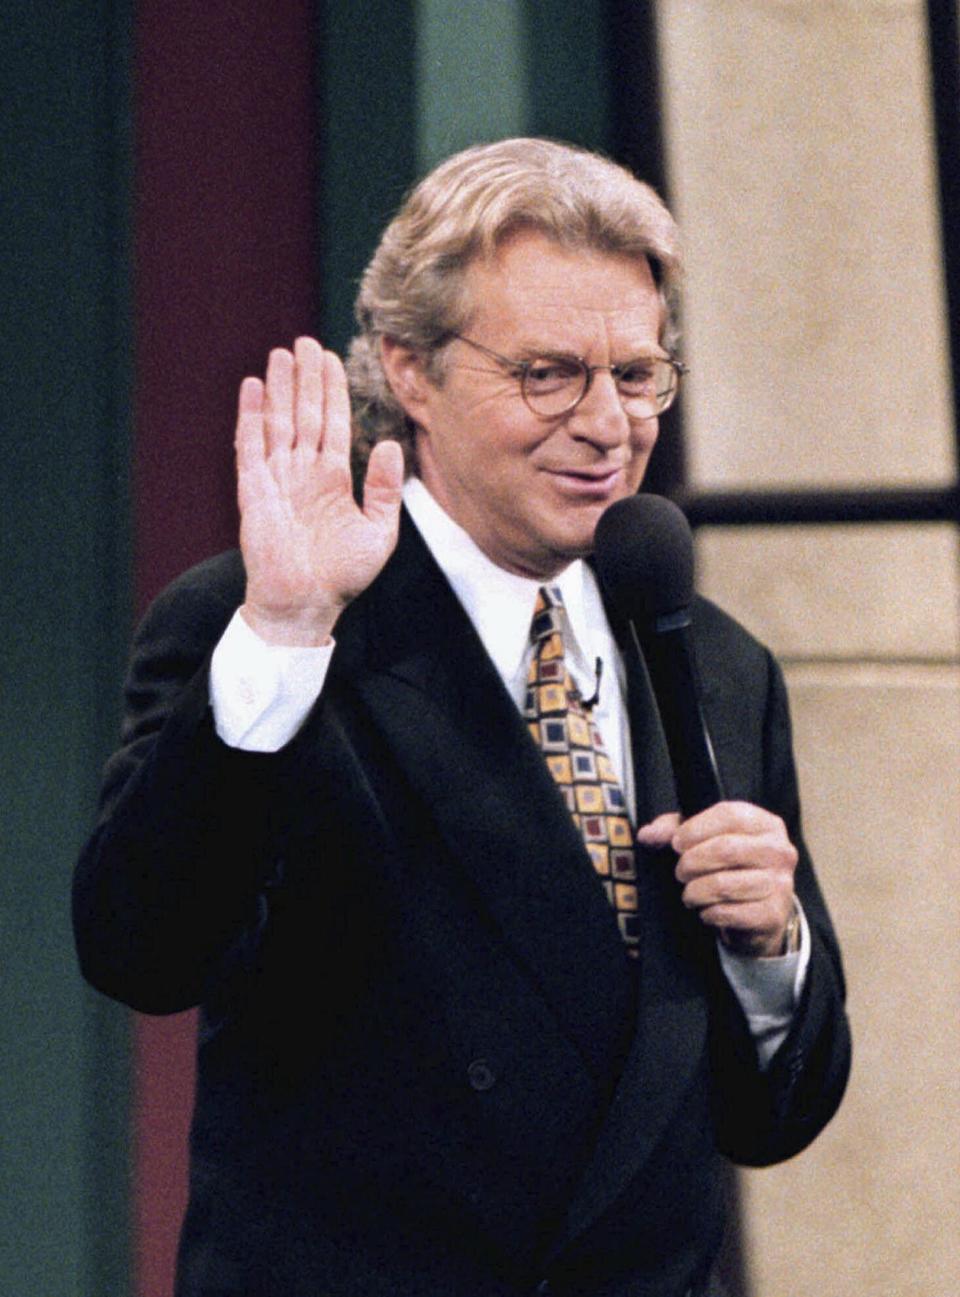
[524,357,584,394]
[613,360,658,394]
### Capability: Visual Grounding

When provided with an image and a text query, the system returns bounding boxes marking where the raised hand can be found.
[236,337,405,645]
[637,802,798,957]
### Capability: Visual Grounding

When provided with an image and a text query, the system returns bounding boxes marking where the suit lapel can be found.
[332,514,633,1079]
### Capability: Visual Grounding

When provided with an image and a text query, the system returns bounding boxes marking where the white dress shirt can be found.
[209,477,807,1066]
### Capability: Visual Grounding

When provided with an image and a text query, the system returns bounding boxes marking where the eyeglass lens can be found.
[521,357,678,417]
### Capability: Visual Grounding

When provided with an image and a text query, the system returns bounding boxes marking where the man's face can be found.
[402,229,664,579]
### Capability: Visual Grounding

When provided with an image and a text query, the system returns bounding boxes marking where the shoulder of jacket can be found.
[131,551,246,652]
[690,593,779,699]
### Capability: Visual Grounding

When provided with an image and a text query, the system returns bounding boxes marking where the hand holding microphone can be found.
[595,495,798,958]
[637,804,798,958]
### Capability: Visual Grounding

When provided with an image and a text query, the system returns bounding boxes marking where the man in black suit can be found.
[74,138,850,1297]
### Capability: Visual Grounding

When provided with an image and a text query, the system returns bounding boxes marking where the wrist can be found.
[720,898,800,960]
[239,600,339,647]
[779,899,802,955]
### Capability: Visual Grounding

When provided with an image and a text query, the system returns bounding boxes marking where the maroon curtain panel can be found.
[132,4,317,1292]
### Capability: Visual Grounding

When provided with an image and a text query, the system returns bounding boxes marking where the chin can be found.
[525,507,619,572]
[548,530,598,565]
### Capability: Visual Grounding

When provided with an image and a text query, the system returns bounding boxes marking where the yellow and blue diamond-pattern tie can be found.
[525,586,640,959]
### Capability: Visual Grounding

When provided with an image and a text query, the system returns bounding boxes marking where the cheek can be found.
[642,420,661,455]
[484,418,553,469]
[636,418,659,449]
[627,421,658,471]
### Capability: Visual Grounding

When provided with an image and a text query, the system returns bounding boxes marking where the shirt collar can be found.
[402,477,600,689]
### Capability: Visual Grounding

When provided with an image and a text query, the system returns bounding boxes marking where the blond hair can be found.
[346,138,682,477]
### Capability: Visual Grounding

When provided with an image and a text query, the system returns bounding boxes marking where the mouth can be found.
[544,466,625,497]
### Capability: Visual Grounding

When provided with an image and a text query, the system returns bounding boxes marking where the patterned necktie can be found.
[524,586,640,959]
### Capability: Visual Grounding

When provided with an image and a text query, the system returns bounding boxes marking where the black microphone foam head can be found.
[593,493,694,624]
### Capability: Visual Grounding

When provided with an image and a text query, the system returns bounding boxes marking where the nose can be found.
[566,368,635,449]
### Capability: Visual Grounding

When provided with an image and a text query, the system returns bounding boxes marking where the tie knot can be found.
[531,586,565,644]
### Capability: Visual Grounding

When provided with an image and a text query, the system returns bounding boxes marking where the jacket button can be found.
[467,1058,496,1091]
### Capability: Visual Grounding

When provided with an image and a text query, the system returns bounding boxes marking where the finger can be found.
[671,800,782,853]
[363,439,405,528]
[698,901,785,945]
[235,376,265,470]
[700,892,795,956]
[264,348,295,454]
[636,811,681,847]
[318,350,352,466]
[236,378,271,518]
[680,866,780,911]
[293,336,324,452]
[674,831,798,882]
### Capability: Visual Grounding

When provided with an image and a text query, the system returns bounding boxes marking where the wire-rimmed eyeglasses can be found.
[449,334,686,420]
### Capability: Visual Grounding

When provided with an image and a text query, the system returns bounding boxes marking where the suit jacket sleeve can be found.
[707,641,851,1165]
[72,551,312,1013]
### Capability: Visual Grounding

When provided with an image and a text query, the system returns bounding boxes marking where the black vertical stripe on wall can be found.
[316,0,418,356]
[926,0,960,508]
[605,0,687,501]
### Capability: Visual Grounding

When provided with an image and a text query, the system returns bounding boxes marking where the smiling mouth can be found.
[547,466,623,488]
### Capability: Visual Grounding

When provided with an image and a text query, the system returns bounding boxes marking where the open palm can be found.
[236,337,404,645]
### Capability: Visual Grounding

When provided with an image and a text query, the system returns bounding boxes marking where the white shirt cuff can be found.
[209,609,334,751]
[717,898,811,1069]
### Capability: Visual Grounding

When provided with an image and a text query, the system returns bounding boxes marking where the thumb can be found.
[362,439,405,528]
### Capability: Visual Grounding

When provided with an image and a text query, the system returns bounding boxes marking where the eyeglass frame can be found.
[446,333,687,420]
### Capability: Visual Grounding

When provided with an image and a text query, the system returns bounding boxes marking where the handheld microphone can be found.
[594,494,726,817]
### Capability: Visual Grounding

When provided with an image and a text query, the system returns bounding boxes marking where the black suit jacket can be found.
[73,510,850,1297]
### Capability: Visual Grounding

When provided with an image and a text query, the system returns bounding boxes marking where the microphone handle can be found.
[628,616,726,818]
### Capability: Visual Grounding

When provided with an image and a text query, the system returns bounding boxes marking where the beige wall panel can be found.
[657,0,955,490]
[739,663,960,1294]
[695,522,960,660]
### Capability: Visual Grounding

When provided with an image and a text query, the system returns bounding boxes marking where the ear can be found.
[380,336,436,425]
